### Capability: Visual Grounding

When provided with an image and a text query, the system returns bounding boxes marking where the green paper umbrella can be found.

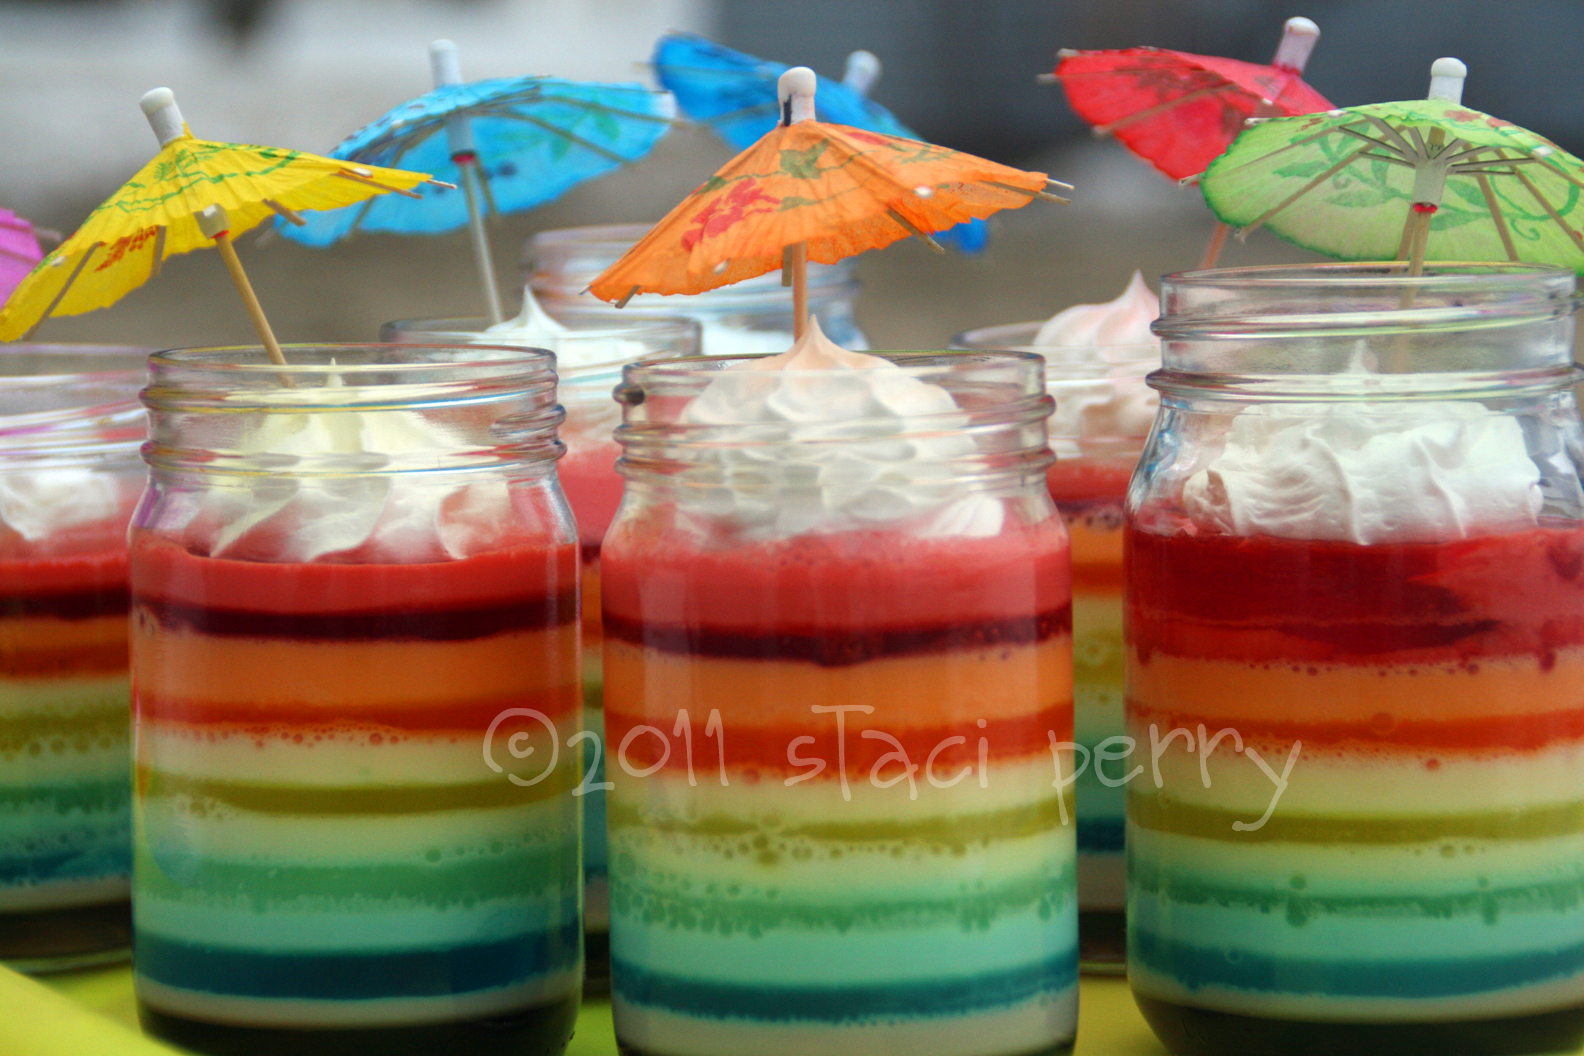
[1202,58,1584,275]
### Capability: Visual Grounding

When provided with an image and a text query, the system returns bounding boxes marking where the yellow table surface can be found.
[1,964,1172,1056]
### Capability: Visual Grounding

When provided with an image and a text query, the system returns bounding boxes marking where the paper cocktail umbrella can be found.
[279,41,676,323]
[1050,17,1332,267]
[0,211,53,307]
[1202,58,1584,276]
[0,89,437,361]
[654,32,988,252]
[590,68,1067,337]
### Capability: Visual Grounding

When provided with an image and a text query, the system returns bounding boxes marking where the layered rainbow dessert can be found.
[1,522,134,968]
[1126,401,1584,1053]
[388,299,699,985]
[554,374,623,975]
[129,350,584,1054]
[957,272,1160,967]
[1,355,144,971]
[602,328,1078,1056]
[1048,456,1133,959]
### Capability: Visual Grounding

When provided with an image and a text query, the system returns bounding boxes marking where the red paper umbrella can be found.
[1051,18,1333,268]
[1054,18,1333,181]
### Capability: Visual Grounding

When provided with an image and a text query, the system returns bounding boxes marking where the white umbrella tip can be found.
[842,50,882,95]
[778,67,818,124]
[1429,57,1468,103]
[1273,17,1320,71]
[139,88,185,146]
[139,87,175,116]
[779,67,818,100]
[430,39,463,86]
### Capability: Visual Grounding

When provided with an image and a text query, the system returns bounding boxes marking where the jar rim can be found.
[142,344,561,416]
[1162,261,1574,287]
[622,348,1047,380]
[382,314,698,342]
[0,343,151,381]
[953,321,1157,358]
[0,345,148,461]
[1154,261,1579,350]
[147,342,552,374]
[379,316,701,376]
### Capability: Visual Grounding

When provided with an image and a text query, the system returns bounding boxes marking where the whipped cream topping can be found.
[1032,272,1160,449]
[1182,401,1542,544]
[0,469,120,541]
[1035,270,1159,349]
[480,286,648,371]
[210,374,512,562]
[673,319,1002,538]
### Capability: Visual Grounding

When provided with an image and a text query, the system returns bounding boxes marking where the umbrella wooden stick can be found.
[1202,17,1321,270]
[784,242,809,339]
[197,204,288,368]
[432,39,504,325]
[1198,222,1230,270]
[776,67,819,340]
[1396,59,1467,281]
[459,160,504,324]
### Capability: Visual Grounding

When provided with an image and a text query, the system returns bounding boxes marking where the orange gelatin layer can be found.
[1066,519,1124,596]
[0,614,128,677]
[605,637,1072,775]
[134,624,580,729]
[1130,647,1584,752]
[581,556,603,648]
[129,535,581,730]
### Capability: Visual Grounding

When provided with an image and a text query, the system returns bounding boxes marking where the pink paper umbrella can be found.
[0,210,46,306]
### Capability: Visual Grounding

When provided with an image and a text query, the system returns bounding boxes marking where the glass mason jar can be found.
[131,345,583,1055]
[602,351,1077,1056]
[0,345,147,973]
[524,223,869,353]
[383,313,700,990]
[1127,264,1584,1056]
[956,322,1157,971]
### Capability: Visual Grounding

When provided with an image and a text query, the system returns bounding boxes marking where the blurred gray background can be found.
[1,0,1577,351]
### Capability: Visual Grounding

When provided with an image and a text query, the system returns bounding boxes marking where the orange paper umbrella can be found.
[590,67,1067,335]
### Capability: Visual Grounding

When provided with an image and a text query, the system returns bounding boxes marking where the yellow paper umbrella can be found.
[0,89,439,359]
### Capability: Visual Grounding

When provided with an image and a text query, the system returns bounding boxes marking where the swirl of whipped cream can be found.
[480,286,649,371]
[1182,401,1542,544]
[672,318,1003,539]
[0,469,120,541]
[1032,271,1160,449]
[208,374,512,562]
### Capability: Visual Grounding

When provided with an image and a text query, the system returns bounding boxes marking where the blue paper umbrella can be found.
[280,40,675,321]
[653,32,987,252]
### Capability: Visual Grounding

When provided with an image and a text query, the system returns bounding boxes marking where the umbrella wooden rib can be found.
[503,112,632,163]
[1240,145,1370,236]
[149,227,166,278]
[335,171,422,198]
[22,244,100,340]
[1534,154,1584,192]
[1511,167,1584,248]
[1093,82,1236,137]
[1474,167,1521,261]
[883,208,944,252]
